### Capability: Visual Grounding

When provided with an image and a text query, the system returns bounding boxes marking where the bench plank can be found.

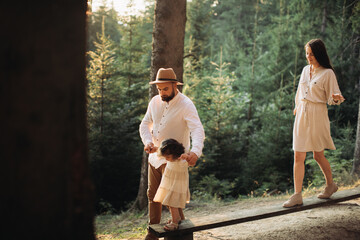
[149,187,360,238]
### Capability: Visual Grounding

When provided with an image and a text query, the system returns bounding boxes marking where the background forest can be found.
[86,0,360,213]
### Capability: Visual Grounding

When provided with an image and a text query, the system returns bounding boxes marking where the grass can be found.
[95,179,360,240]
[95,211,148,240]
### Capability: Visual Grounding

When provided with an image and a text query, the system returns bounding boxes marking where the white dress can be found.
[293,65,344,152]
[153,159,190,208]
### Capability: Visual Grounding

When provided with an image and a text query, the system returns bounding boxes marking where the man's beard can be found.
[161,90,175,102]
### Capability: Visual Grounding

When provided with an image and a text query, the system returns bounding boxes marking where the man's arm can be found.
[183,101,205,166]
[139,99,156,153]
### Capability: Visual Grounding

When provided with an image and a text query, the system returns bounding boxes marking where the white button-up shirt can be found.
[139,91,205,169]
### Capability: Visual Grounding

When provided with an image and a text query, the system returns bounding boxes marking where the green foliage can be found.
[184,0,360,199]
[306,124,356,187]
[192,174,234,200]
[87,0,360,212]
[95,210,147,238]
[87,2,153,213]
[185,52,250,198]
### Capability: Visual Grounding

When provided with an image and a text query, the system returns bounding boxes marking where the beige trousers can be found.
[147,163,184,224]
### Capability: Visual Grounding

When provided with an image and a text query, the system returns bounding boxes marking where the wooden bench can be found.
[149,187,360,240]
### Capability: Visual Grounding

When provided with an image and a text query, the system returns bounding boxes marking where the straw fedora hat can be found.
[149,68,183,85]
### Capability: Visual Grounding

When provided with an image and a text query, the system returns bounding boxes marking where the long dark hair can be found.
[305,39,334,71]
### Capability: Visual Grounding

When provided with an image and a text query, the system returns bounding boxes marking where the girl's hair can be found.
[159,139,185,159]
[305,39,334,71]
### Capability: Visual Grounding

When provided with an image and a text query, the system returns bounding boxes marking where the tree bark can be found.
[321,0,327,34]
[352,83,360,176]
[149,0,187,98]
[0,1,95,239]
[132,0,187,211]
[131,151,150,210]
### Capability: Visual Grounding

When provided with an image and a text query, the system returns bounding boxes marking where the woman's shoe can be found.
[164,221,179,231]
[317,182,338,199]
[282,193,303,208]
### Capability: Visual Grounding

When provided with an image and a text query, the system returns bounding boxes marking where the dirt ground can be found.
[97,188,360,240]
[188,198,360,240]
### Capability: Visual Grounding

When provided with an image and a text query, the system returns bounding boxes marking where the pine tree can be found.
[87,17,117,135]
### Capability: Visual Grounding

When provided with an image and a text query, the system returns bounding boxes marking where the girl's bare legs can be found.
[294,151,307,193]
[313,150,333,185]
[179,208,185,221]
[164,207,182,231]
[169,207,181,224]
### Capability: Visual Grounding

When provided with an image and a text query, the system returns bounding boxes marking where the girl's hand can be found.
[293,108,296,116]
[332,94,345,102]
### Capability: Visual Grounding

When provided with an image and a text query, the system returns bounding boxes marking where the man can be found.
[139,68,205,239]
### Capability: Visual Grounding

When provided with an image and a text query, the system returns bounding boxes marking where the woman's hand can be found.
[332,94,345,103]
[293,108,296,116]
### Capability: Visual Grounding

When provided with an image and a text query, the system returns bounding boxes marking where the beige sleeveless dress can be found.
[153,159,190,208]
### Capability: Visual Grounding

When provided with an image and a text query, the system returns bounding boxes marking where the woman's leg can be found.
[294,151,307,193]
[283,151,307,207]
[313,150,338,198]
[313,150,333,185]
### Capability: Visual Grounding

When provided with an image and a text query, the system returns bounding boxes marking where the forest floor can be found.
[95,183,360,240]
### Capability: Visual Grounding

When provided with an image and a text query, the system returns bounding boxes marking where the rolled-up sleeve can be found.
[295,68,305,109]
[325,70,344,105]
[139,100,154,146]
[184,101,205,158]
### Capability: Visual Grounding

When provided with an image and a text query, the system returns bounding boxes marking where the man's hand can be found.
[144,142,158,154]
[180,152,198,166]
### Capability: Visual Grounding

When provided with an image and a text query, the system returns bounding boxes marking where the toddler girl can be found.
[153,138,190,231]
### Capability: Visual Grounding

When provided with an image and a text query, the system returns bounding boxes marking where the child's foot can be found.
[164,221,179,231]
[167,219,181,224]
[317,182,338,199]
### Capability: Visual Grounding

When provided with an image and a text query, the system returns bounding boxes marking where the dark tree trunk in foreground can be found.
[132,0,187,211]
[0,1,95,239]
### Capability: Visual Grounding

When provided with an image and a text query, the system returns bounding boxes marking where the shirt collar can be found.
[164,90,181,106]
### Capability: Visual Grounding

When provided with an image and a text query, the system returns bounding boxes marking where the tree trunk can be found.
[132,0,187,211]
[131,151,149,210]
[248,0,259,122]
[321,0,327,34]
[243,0,259,164]
[0,1,95,240]
[149,0,187,98]
[352,84,360,176]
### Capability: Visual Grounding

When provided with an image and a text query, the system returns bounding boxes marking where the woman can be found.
[283,39,345,208]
